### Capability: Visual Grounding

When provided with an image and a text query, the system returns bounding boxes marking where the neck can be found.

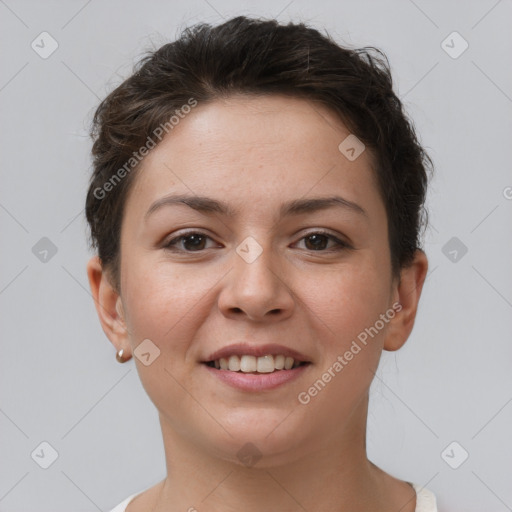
[151,397,415,512]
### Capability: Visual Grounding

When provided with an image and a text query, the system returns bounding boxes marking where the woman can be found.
[85,15,436,512]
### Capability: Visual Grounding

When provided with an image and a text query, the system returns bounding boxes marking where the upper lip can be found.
[203,343,311,363]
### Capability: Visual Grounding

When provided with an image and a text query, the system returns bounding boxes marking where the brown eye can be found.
[164,232,214,252]
[304,234,330,251]
[296,231,349,252]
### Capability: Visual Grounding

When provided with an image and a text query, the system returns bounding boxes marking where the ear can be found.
[86,256,130,356]
[383,249,429,352]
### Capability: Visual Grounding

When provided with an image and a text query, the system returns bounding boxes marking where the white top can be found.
[108,482,437,511]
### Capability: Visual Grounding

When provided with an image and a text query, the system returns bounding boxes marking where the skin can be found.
[87,94,428,512]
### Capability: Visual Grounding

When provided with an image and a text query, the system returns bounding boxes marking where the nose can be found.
[217,238,295,323]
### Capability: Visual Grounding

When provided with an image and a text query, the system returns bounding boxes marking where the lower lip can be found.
[202,363,310,391]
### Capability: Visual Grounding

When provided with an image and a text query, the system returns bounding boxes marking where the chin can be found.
[202,410,311,467]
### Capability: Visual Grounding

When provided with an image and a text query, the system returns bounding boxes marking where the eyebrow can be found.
[145,193,367,221]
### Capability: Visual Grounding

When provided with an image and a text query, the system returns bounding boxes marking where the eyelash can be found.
[163,230,350,253]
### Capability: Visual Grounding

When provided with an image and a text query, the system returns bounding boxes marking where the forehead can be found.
[124,94,383,223]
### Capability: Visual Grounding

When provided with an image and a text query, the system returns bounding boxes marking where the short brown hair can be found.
[85,15,433,292]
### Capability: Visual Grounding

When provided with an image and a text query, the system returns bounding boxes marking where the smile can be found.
[205,354,306,373]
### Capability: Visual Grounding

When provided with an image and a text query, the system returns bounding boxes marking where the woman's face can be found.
[112,94,402,465]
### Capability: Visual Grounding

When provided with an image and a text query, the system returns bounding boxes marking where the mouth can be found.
[200,344,311,391]
[203,354,310,373]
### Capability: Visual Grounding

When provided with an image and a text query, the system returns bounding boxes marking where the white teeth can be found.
[211,354,304,373]
[274,354,285,370]
[257,355,274,373]
[228,355,241,371]
[240,355,257,372]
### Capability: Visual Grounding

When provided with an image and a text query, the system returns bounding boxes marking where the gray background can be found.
[1,0,511,510]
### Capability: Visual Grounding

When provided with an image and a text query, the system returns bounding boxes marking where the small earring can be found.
[116,348,131,363]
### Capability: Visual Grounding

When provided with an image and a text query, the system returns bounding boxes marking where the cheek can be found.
[294,267,389,428]
[304,258,391,346]
[122,264,206,345]
[119,263,216,433]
